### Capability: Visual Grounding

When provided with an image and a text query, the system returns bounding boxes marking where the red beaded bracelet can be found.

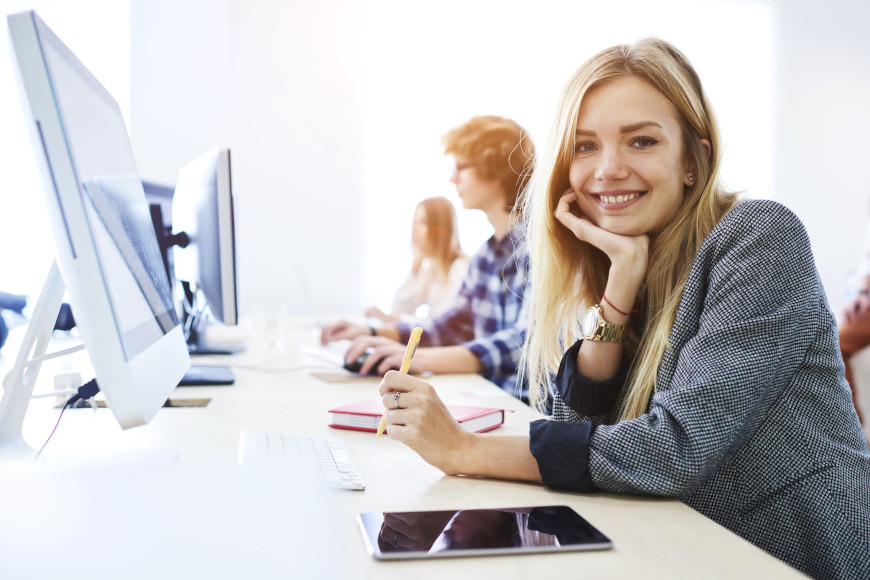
[602,293,638,316]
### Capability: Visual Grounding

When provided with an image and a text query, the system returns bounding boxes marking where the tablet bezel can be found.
[357,505,613,560]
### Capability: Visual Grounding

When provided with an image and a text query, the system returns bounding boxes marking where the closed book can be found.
[328,398,504,434]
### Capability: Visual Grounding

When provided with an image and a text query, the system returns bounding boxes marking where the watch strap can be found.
[586,304,629,343]
[589,322,628,343]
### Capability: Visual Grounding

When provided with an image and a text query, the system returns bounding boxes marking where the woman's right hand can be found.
[319,320,369,345]
[378,371,472,475]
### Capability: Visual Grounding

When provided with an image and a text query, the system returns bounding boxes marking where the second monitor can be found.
[158,148,242,386]
[171,148,243,357]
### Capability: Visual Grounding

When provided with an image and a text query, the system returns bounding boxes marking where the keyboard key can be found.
[238,430,365,490]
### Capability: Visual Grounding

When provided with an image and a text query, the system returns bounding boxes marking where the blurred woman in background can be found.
[366,196,469,322]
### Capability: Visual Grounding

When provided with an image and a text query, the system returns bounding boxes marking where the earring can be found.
[688,176,695,183]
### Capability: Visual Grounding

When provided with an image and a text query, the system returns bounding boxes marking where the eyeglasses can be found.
[451,161,477,176]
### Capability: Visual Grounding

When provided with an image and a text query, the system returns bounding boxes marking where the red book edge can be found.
[328,398,504,433]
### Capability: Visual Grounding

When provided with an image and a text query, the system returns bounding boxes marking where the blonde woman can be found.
[377,39,870,579]
[365,197,469,322]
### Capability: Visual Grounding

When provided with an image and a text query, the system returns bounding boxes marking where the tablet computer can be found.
[357,505,612,560]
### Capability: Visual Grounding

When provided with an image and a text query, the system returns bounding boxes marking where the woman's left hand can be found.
[378,371,471,475]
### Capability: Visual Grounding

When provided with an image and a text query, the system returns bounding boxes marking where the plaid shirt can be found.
[396,225,529,400]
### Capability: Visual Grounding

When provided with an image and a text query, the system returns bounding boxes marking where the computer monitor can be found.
[170,148,243,356]
[0,10,190,458]
[142,180,178,286]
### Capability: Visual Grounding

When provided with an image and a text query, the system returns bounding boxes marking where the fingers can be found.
[382,385,412,414]
[320,320,353,344]
[342,337,408,377]
[319,323,337,345]
[348,338,404,375]
[378,374,435,437]
[343,336,374,366]
[554,189,578,219]
[553,190,581,230]
[553,190,650,280]
[360,345,400,376]
[554,190,599,244]
[378,370,427,396]
[384,423,408,443]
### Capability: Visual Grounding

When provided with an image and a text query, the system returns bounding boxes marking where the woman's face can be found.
[411,206,430,255]
[568,75,695,237]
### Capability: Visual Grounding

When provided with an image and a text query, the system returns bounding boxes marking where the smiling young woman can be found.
[378,38,870,580]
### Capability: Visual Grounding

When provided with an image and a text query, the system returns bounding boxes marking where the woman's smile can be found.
[591,190,647,208]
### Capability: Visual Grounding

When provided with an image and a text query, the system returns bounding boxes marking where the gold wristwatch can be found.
[582,304,629,343]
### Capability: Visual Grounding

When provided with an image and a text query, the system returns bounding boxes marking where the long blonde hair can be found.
[521,38,738,420]
[411,196,465,281]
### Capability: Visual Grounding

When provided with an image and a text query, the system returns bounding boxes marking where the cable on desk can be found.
[34,378,100,461]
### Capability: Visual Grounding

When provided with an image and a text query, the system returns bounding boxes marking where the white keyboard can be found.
[238,430,365,490]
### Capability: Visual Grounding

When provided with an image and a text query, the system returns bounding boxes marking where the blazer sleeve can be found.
[588,202,824,497]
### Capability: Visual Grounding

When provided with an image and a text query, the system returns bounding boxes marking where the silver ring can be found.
[393,392,402,409]
[392,531,399,548]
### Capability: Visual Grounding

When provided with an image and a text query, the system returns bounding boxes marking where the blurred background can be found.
[1,0,867,319]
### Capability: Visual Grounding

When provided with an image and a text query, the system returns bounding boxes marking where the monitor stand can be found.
[186,326,245,356]
[177,283,241,385]
[179,321,238,386]
[179,364,234,386]
[0,261,66,460]
[180,283,245,356]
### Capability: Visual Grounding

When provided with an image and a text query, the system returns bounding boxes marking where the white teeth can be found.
[600,193,639,204]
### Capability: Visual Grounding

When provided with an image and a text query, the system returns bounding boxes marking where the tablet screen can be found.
[357,505,612,560]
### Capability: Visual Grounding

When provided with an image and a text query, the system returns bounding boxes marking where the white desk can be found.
[0,326,806,579]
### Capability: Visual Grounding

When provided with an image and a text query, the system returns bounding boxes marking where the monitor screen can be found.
[7,10,189,429]
[172,148,239,327]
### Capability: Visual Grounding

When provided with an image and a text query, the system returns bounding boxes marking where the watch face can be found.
[583,307,598,338]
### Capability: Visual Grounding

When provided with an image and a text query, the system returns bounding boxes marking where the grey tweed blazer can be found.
[551,200,870,579]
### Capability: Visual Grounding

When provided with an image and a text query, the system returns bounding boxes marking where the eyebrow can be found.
[575,121,664,137]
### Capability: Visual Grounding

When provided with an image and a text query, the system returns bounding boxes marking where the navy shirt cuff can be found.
[555,339,627,416]
[529,419,597,493]
[465,341,494,378]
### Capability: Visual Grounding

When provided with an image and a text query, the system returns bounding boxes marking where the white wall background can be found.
[2,0,870,320]
[130,0,366,318]
[774,0,870,311]
[125,0,776,319]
